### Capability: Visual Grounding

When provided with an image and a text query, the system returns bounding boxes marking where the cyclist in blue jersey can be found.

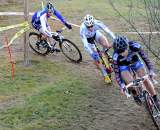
[112,35,160,107]
[31,2,72,51]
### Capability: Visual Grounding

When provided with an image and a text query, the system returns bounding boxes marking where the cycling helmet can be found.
[113,36,128,53]
[46,2,54,11]
[84,14,95,27]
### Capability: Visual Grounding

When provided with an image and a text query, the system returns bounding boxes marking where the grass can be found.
[0,57,92,130]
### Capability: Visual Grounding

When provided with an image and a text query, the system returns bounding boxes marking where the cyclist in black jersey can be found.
[112,36,160,106]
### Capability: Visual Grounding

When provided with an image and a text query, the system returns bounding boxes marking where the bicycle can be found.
[29,30,82,63]
[125,75,160,130]
[94,44,113,83]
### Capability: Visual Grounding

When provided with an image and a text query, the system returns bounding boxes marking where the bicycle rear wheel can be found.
[59,39,82,63]
[29,32,50,56]
[144,91,160,129]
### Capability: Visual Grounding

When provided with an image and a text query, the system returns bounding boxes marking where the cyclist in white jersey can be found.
[80,14,116,83]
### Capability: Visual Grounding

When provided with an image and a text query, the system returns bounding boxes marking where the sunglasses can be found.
[87,25,93,29]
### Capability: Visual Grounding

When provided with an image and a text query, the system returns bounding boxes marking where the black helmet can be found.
[113,36,128,53]
[46,2,53,11]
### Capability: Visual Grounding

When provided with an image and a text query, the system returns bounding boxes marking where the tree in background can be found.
[109,0,160,65]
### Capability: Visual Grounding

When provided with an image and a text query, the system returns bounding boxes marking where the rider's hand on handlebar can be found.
[120,83,131,98]
[56,30,62,34]
[91,52,100,61]
[51,32,59,41]
[64,22,72,30]
[149,70,156,78]
[51,32,59,36]
[149,70,158,84]
[120,83,126,95]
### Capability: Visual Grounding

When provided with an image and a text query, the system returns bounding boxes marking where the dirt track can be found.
[46,52,159,130]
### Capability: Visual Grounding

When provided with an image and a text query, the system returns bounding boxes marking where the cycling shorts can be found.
[119,60,144,72]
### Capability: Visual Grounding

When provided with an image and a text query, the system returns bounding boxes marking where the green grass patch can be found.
[0,58,92,130]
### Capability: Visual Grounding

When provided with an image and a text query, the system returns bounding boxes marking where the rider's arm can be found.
[53,8,66,24]
[80,34,93,54]
[138,48,154,71]
[40,14,52,37]
[113,54,125,89]
[130,41,154,71]
[53,8,72,29]
[96,20,116,40]
[80,26,93,54]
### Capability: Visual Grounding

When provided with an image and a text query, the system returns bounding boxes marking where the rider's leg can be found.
[46,26,60,52]
[90,44,111,83]
[39,27,52,47]
[39,27,60,52]
[96,60,111,83]
[120,66,137,94]
[134,61,160,107]
[39,28,50,42]
[134,61,156,96]
[120,66,134,85]
[46,26,53,46]
[136,66,160,108]
[121,72,134,84]
[95,31,112,76]
[120,67,141,104]
[95,31,112,49]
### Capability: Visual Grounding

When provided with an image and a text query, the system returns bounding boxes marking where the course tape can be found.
[8,26,30,46]
[0,12,160,34]
[0,12,34,16]
[0,21,29,32]
[0,22,30,49]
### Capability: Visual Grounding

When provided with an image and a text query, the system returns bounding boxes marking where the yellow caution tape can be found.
[8,26,30,46]
[0,24,30,49]
[0,21,28,32]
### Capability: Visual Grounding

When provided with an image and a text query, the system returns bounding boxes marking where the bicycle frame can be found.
[94,44,113,74]
[51,32,63,43]
[38,30,65,49]
[125,75,160,129]
[29,30,82,63]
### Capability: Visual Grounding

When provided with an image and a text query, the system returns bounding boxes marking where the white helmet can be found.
[84,14,95,27]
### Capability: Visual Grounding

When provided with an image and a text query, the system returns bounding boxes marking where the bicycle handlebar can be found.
[125,75,149,89]
[124,75,149,98]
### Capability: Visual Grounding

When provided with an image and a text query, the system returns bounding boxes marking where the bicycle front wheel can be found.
[144,91,160,129]
[29,32,50,56]
[59,39,82,63]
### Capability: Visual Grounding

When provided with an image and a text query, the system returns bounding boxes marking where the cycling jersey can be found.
[113,41,154,89]
[32,7,66,37]
[80,19,116,54]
